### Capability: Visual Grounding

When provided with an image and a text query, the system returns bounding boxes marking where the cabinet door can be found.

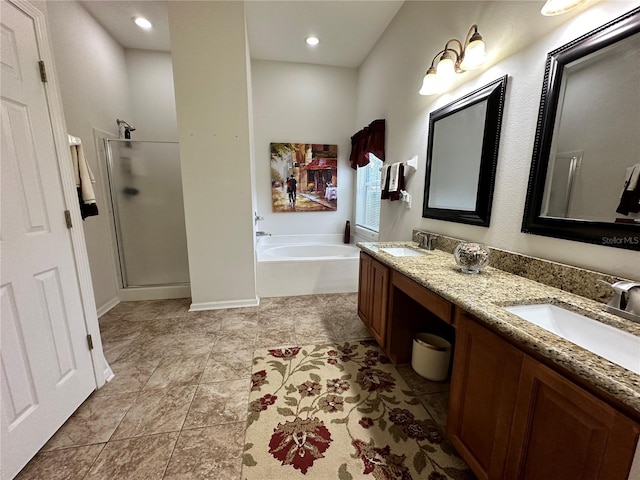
[357,252,372,326]
[447,313,523,480]
[505,356,640,480]
[368,259,389,347]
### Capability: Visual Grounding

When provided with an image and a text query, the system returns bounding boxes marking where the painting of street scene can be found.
[270,143,338,212]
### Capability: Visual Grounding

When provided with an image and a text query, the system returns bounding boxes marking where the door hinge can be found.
[38,60,47,82]
[64,210,73,229]
[87,334,94,350]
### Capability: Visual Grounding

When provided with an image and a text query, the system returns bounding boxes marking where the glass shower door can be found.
[105,140,189,287]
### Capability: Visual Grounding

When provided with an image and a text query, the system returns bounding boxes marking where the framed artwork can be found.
[270,143,338,212]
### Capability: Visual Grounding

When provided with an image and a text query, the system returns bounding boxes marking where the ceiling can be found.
[78,0,597,69]
[79,0,404,68]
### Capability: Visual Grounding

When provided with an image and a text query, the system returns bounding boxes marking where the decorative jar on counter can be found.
[454,242,490,274]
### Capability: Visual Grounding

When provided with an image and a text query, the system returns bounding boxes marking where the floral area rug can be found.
[241,341,473,480]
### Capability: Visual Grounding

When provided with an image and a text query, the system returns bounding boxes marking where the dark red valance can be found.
[349,119,385,169]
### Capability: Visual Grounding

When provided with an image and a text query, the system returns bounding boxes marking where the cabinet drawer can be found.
[391,271,452,324]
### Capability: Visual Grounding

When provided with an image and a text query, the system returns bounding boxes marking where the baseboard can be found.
[190,296,260,311]
[117,285,191,302]
[96,297,120,318]
[103,364,115,382]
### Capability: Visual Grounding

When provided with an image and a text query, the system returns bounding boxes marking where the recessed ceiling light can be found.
[133,17,153,30]
[305,36,320,46]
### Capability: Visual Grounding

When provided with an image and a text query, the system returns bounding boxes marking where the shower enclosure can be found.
[541,151,583,219]
[104,139,189,288]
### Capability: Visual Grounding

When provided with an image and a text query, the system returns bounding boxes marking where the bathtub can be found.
[256,234,360,297]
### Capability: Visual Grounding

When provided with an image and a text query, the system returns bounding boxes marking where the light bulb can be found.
[419,68,440,96]
[436,54,456,88]
[460,38,486,70]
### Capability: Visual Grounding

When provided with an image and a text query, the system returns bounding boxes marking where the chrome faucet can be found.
[254,212,264,225]
[599,280,640,323]
[416,232,435,250]
[256,231,271,237]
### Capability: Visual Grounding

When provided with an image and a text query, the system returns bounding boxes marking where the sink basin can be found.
[505,304,640,374]
[380,247,426,257]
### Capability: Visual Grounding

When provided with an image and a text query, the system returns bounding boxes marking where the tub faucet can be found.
[256,231,271,237]
[254,212,264,225]
[416,232,435,250]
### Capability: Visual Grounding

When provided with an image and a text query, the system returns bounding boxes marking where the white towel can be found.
[71,144,97,205]
[389,162,402,192]
[624,164,640,191]
[381,164,390,189]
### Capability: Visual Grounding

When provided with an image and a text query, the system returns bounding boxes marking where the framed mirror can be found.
[522,8,640,250]
[422,75,507,226]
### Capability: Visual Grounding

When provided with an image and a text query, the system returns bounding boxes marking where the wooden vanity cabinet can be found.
[357,252,389,347]
[357,251,639,480]
[451,310,640,480]
[504,356,640,480]
[448,311,523,480]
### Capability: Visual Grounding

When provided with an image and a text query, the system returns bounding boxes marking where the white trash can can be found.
[411,333,452,381]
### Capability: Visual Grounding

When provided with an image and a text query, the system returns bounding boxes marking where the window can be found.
[356,153,382,235]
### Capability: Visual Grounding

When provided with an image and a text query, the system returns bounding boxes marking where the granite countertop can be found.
[358,241,640,416]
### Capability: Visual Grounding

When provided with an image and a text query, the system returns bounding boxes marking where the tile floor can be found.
[16,293,453,479]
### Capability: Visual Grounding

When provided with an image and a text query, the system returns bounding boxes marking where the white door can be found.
[1,1,97,478]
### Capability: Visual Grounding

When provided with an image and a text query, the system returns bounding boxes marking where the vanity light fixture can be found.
[133,16,153,30]
[540,0,587,16]
[419,24,486,96]
[305,36,320,46]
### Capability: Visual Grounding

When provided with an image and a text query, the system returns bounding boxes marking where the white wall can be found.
[251,60,357,236]
[125,49,178,142]
[44,0,131,310]
[169,1,257,307]
[357,1,639,280]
